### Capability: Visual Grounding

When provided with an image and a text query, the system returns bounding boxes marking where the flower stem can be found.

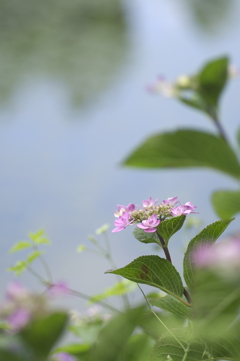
[156,231,192,304]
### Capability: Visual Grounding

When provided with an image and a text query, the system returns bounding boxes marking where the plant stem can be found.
[209,110,228,143]
[156,231,192,304]
[138,284,187,352]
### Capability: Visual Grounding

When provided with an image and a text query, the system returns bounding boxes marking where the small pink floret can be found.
[137,214,160,233]
[142,197,158,208]
[112,212,133,233]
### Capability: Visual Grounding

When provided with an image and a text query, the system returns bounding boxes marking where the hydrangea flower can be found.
[137,214,160,233]
[112,212,133,233]
[47,281,69,297]
[112,196,196,233]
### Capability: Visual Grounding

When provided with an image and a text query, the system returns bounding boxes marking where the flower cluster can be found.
[112,197,196,233]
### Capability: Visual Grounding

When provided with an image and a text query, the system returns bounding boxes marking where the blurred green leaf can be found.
[19,312,68,359]
[0,350,26,361]
[178,95,207,113]
[212,189,240,218]
[26,251,43,264]
[193,269,240,338]
[122,334,154,361]
[198,56,229,108]
[89,307,144,361]
[237,126,240,148]
[89,280,136,304]
[53,343,90,357]
[150,295,191,320]
[29,229,50,245]
[133,228,160,245]
[9,241,32,254]
[124,130,240,180]
[157,215,186,246]
[7,261,28,276]
[183,219,233,289]
[106,256,184,300]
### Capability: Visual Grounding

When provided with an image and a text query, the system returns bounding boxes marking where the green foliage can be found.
[106,256,184,301]
[212,189,240,218]
[19,312,68,359]
[183,219,233,289]
[150,295,191,320]
[29,229,51,245]
[133,228,160,245]
[7,261,28,276]
[122,334,154,361]
[197,56,229,108]
[53,343,91,358]
[89,307,145,361]
[89,280,136,304]
[157,215,186,246]
[124,130,240,179]
[9,241,32,253]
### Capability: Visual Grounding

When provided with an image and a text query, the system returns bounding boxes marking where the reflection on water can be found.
[0,1,240,308]
[0,0,127,105]
[184,0,237,34]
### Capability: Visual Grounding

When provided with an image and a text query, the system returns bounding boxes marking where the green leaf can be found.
[106,256,184,300]
[53,343,90,356]
[124,130,240,180]
[237,126,240,148]
[183,219,233,289]
[29,229,50,245]
[89,307,144,361]
[192,268,240,337]
[157,215,186,246]
[7,261,27,276]
[150,295,191,320]
[149,332,240,361]
[149,334,206,361]
[133,227,160,245]
[198,56,229,107]
[89,280,136,304]
[123,334,154,361]
[9,241,32,253]
[26,251,43,264]
[0,350,26,361]
[178,95,207,113]
[19,312,68,359]
[212,189,240,218]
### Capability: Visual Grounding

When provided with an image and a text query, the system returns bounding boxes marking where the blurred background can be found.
[0,0,240,310]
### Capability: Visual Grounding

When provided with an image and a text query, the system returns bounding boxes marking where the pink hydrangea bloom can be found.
[114,203,135,218]
[112,212,133,233]
[7,308,31,331]
[193,239,240,269]
[171,202,197,216]
[162,197,178,207]
[6,282,28,301]
[142,197,158,208]
[47,281,69,297]
[53,353,74,361]
[137,214,160,233]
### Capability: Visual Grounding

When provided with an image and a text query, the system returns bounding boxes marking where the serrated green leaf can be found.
[149,332,239,361]
[7,261,27,276]
[183,219,233,289]
[27,251,43,264]
[89,280,136,304]
[212,189,240,218]
[9,241,32,253]
[157,215,186,246]
[106,256,184,301]
[19,312,68,359]
[123,130,240,180]
[198,56,229,107]
[150,295,191,320]
[133,227,160,245]
[149,334,206,361]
